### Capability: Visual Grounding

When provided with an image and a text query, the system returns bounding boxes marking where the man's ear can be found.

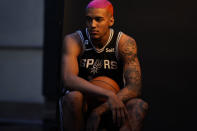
[109,16,114,27]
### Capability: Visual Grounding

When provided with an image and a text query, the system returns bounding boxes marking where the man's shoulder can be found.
[117,32,137,58]
[118,32,135,44]
[63,31,83,48]
[62,31,83,55]
[64,31,81,42]
[118,32,136,49]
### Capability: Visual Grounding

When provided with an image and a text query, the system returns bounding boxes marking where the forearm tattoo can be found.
[124,66,141,92]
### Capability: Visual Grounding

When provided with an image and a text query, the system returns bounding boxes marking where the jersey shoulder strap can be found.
[110,29,119,46]
[76,28,93,49]
[108,29,123,59]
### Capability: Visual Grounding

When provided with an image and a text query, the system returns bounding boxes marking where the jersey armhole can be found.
[76,30,86,55]
[76,30,84,44]
[115,31,123,59]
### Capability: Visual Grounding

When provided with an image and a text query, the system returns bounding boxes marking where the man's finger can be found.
[124,107,129,119]
[116,108,121,126]
[120,108,126,124]
[112,109,116,124]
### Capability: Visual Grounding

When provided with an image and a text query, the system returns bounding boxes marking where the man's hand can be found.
[86,109,101,131]
[107,93,129,127]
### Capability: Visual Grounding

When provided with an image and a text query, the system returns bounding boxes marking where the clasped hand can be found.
[107,93,128,126]
[86,93,128,131]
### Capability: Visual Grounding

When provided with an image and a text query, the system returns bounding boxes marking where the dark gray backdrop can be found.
[43,0,197,130]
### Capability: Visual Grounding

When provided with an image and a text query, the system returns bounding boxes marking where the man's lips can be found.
[90,30,98,34]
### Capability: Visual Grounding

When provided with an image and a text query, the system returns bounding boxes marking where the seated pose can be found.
[61,0,148,131]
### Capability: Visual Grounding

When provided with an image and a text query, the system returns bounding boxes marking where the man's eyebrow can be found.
[86,15,104,18]
[95,16,104,18]
[93,16,105,20]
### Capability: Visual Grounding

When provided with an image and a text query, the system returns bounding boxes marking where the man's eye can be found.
[95,18,103,22]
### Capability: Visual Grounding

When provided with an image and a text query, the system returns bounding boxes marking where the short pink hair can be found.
[86,0,113,16]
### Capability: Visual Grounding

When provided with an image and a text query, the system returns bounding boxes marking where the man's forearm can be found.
[117,87,139,102]
[93,87,139,115]
[63,74,113,99]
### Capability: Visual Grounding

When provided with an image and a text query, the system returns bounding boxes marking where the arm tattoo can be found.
[120,37,142,95]
[127,54,137,65]
[124,66,142,93]
[121,38,137,65]
[121,39,136,56]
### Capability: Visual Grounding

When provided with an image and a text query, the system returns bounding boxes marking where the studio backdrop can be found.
[43,0,197,130]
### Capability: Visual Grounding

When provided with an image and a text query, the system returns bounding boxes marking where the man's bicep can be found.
[62,54,79,76]
[62,34,81,56]
[61,34,81,76]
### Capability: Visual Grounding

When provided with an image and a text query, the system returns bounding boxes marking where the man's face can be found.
[86,8,114,40]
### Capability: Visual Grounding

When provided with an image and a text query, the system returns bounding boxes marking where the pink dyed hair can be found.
[86,0,113,16]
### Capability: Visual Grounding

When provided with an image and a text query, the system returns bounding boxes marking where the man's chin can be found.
[90,34,100,40]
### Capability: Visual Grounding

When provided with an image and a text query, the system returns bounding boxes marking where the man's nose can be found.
[91,19,97,28]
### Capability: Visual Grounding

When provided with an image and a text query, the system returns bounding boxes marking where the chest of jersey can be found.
[78,42,123,82]
[79,48,118,71]
[77,28,124,88]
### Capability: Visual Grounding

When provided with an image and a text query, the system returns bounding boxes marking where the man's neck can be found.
[92,29,111,49]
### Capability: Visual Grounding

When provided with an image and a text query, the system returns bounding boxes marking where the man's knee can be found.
[126,98,149,112]
[63,91,84,109]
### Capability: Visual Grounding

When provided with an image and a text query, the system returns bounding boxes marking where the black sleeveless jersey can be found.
[77,28,124,89]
